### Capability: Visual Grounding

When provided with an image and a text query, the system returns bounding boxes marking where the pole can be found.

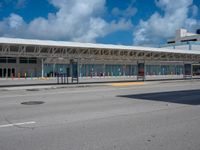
[77,58,79,84]
[53,63,55,77]
[41,58,44,78]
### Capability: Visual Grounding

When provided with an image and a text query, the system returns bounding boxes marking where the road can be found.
[0,80,200,150]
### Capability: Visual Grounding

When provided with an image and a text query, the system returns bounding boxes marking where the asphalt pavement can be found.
[0,80,200,150]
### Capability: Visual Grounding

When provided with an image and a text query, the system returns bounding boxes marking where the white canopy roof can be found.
[0,37,200,55]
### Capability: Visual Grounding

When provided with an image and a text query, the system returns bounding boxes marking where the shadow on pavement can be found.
[117,89,200,105]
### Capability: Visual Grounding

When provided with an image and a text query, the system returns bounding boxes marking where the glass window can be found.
[20,57,28,63]
[29,58,37,64]
[7,57,16,63]
[0,57,6,63]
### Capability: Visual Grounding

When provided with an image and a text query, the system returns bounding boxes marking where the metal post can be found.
[137,60,138,80]
[183,62,185,79]
[61,74,63,84]
[67,74,69,84]
[77,58,79,84]
[144,60,146,81]
[57,74,59,84]
[41,58,44,78]
[64,73,66,84]
[53,64,55,77]
[103,63,105,77]
[191,63,193,80]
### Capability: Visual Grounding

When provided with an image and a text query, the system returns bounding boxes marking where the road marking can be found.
[0,121,36,128]
[109,82,145,87]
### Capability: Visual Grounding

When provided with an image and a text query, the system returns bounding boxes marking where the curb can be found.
[0,83,108,91]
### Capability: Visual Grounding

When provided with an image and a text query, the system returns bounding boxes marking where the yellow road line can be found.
[109,82,145,87]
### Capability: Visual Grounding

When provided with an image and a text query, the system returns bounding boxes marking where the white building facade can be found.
[162,28,200,51]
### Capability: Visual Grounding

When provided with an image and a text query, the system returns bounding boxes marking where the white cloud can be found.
[0,13,27,37]
[133,0,200,46]
[110,19,133,32]
[0,0,133,43]
[28,0,109,42]
[8,13,24,29]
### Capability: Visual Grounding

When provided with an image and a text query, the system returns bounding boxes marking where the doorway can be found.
[7,68,11,77]
[137,62,145,80]
[192,65,200,76]
[66,67,70,77]
[12,68,15,77]
[3,68,6,77]
[0,68,2,77]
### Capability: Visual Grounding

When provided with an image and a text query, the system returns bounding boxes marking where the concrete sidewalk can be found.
[1,79,200,91]
[0,75,190,86]
[0,75,199,91]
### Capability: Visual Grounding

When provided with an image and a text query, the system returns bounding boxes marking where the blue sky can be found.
[0,0,199,47]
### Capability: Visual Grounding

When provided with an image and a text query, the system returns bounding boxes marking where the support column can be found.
[41,58,44,78]
[77,58,79,84]
[53,64,55,77]
[103,63,106,77]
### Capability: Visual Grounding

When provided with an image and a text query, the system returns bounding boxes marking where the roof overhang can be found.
[0,37,200,63]
[0,37,200,55]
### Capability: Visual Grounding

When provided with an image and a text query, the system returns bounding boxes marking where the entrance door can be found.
[72,63,78,78]
[70,59,79,83]
[138,63,144,76]
[66,67,70,77]
[184,64,192,79]
[192,65,200,76]
[137,63,145,80]
[184,64,192,76]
